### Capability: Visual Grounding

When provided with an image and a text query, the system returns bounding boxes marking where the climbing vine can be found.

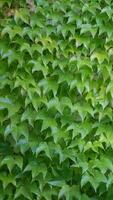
[0,0,113,199]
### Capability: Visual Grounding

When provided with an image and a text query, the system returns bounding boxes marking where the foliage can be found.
[0,0,113,199]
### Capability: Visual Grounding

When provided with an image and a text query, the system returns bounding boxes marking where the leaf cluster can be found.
[0,0,113,199]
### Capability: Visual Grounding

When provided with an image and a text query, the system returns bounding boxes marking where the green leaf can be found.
[14,8,30,24]
[59,185,81,200]
[15,186,32,200]
[21,107,37,126]
[1,156,14,172]
[38,78,58,96]
[29,60,48,77]
[48,180,65,187]
[36,142,51,159]
[0,173,16,189]
[15,156,23,170]
[91,50,108,64]
[24,161,47,178]
[20,43,32,57]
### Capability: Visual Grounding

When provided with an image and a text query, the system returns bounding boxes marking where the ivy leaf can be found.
[36,142,51,159]
[14,8,30,24]
[21,107,37,126]
[67,121,92,139]
[46,97,62,114]
[15,156,23,170]
[58,185,81,200]
[81,171,107,192]
[41,117,57,131]
[101,6,112,18]
[20,43,32,57]
[38,78,58,96]
[29,60,48,77]
[15,185,32,200]
[0,173,16,189]
[91,50,108,64]
[24,161,47,178]
[1,156,14,172]
[48,180,65,187]
[80,24,97,38]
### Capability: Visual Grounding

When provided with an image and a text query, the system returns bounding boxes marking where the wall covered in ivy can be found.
[0,0,113,199]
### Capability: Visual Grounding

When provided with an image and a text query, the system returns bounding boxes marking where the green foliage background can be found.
[0,0,113,199]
